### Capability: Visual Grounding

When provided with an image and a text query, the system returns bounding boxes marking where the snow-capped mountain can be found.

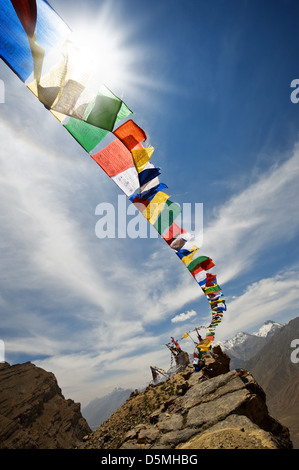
[216,320,284,369]
[253,320,283,338]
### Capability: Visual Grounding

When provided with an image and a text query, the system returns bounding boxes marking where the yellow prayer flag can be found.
[181,245,199,266]
[28,34,45,84]
[182,333,189,339]
[196,338,212,351]
[27,38,93,113]
[131,147,154,173]
[50,110,67,122]
[142,191,170,224]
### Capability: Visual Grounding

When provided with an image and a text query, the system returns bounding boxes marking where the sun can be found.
[67,1,147,100]
[44,0,168,114]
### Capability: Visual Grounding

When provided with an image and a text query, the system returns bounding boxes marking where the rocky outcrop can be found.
[83,346,293,450]
[0,362,91,449]
[121,368,291,449]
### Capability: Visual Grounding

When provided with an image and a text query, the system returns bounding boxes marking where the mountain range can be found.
[82,387,133,430]
[216,320,284,369]
[216,318,299,448]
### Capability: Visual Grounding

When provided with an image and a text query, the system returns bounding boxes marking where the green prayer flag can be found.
[117,101,133,123]
[187,256,210,272]
[64,118,108,152]
[64,100,132,153]
[203,284,221,295]
[153,200,181,235]
[84,86,132,131]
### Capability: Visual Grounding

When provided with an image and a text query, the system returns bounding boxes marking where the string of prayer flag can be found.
[0,0,226,359]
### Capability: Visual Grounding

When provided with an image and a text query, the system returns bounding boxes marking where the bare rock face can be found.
[0,362,91,449]
[120,368,292,449]
[83,346,293,450]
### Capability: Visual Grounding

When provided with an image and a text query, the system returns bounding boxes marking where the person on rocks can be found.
[193,349,203,372]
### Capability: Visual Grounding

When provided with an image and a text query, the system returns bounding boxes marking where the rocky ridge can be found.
[0,361,91,449]
[82,346,293,450]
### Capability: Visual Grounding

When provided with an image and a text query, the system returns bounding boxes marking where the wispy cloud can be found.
[1,110,299,404]
[0,122,114,312]
[0,119,185,388]
[194,144,299,285]
[215,265,299,340]
[171,309,197,323]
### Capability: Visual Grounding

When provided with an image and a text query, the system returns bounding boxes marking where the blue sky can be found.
[1,0,299,405]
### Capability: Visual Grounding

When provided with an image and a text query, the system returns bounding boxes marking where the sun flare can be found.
[68,3,146,99]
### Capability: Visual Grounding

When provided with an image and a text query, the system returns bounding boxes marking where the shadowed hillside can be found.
[0,362,91,449]
[243,317,299,448]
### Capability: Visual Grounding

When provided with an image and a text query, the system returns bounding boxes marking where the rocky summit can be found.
[82,346,293,450]
[0,361,91,449]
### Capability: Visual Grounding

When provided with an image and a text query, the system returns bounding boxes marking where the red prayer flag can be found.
[162,222,187,245]
[205,273,217,286]
[113,119,146,151]
[91,139,134,177]
[11,0,37,37]
[189,257,215,275]
[191,265,204,278]
[200,258,215,271]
